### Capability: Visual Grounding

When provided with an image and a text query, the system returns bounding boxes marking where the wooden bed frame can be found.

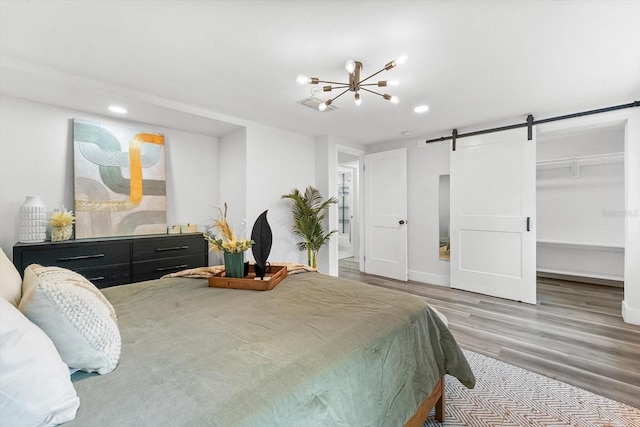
[404,376,445,426]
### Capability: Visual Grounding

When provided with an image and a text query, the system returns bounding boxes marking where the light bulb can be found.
[354,93,362,106]
[345,60,356,74]
[108,105,127,114]
[395,53,409,65]
[387,80,400,87]
[318,102,328,112]
[296,74,310,85]
[389,96,400,104]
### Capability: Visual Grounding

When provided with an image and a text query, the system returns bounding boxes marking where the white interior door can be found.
[364,148,408,281]
[450,127,536,304]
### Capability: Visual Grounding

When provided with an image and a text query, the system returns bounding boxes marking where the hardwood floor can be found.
[338,258,640,409]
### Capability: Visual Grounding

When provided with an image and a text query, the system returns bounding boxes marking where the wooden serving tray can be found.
[208,264,287,291]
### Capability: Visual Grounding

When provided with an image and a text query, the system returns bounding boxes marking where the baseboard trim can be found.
[409,271,449,287]
[622,300,640,326]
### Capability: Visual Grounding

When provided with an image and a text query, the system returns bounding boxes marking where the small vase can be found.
[19,196,47,243]
[254,262,271,279]
[51,224,73,242]
[223,251,245,278]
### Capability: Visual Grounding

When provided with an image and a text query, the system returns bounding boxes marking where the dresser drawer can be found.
[132,234,206,262]
[75,263,131,288]
[20,243,130,271]
[13,233,207,289]
[132,254,205,282]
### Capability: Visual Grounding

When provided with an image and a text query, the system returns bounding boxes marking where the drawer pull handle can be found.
[57,253,105,261]
[156,264,189,272]
[88,276,105,281]
[155,246,189,252]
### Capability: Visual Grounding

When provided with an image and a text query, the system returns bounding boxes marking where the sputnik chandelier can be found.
[297,54,408,111]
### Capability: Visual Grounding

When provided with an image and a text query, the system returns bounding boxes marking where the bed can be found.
[65,270,475,426]
[1,247,475,426]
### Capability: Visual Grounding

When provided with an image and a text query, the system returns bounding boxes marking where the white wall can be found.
[244,124,317,267]
[219,127,247,222]
[324,137,365,276]
[0,95,324,272]
[215,127,248,265]
[537,126,625,244]
[366,138,451,286]
[537,162,624,244]
[0,95,218,260]
[314,135,332,274]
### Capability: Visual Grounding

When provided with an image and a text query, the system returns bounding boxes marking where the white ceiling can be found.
[1,0,639,145]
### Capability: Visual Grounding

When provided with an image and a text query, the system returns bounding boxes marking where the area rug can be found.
[423,349,639,426]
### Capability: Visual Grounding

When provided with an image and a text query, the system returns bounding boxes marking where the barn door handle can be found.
[399,220,406,225]
[526,217,531,232]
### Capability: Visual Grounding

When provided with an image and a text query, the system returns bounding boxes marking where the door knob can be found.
[399,220,405,225]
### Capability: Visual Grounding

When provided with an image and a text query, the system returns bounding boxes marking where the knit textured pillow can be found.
[19,265,121,374]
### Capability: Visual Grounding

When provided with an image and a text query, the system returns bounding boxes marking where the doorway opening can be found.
[536,123,625,289]
[338,166,354,259]
[336,150,361,276]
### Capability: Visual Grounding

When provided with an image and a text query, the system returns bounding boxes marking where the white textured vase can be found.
[19,196,47,243]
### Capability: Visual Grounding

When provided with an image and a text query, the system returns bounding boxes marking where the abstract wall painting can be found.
[73,119,167,238]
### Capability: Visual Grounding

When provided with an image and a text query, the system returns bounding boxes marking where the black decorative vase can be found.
[251,210,272,279]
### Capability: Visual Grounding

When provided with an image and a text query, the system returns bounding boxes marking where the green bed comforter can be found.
[70,272,474,426]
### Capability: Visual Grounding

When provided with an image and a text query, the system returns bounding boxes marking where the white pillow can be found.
[0,248,22,306]
[19,264,121,374]
[0,298,80,426]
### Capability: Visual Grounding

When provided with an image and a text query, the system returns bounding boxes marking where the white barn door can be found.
[450,127,536,304]
[364,148,408,281]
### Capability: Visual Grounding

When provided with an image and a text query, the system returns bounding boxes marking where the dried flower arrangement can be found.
[48,210,75,227]
[203,203,254,254]
[49,209,75,242]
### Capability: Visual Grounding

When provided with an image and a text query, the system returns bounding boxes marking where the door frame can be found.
[337,163,359,259]
[335,144,365,271]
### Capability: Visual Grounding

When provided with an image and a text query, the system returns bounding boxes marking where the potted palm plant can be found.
[282,186,338,268]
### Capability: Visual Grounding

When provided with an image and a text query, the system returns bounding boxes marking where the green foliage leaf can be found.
[282,186,338,256]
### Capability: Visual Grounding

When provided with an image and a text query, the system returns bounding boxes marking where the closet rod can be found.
[424,100,640,144]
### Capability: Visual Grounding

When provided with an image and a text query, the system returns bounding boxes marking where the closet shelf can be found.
[537,239,624,250]
[536,152,623,178]
[537,152,623,169]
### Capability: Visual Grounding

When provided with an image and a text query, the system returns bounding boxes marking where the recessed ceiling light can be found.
[401,131,413,136]
[108,105,127,114]
[414,105,429,113]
